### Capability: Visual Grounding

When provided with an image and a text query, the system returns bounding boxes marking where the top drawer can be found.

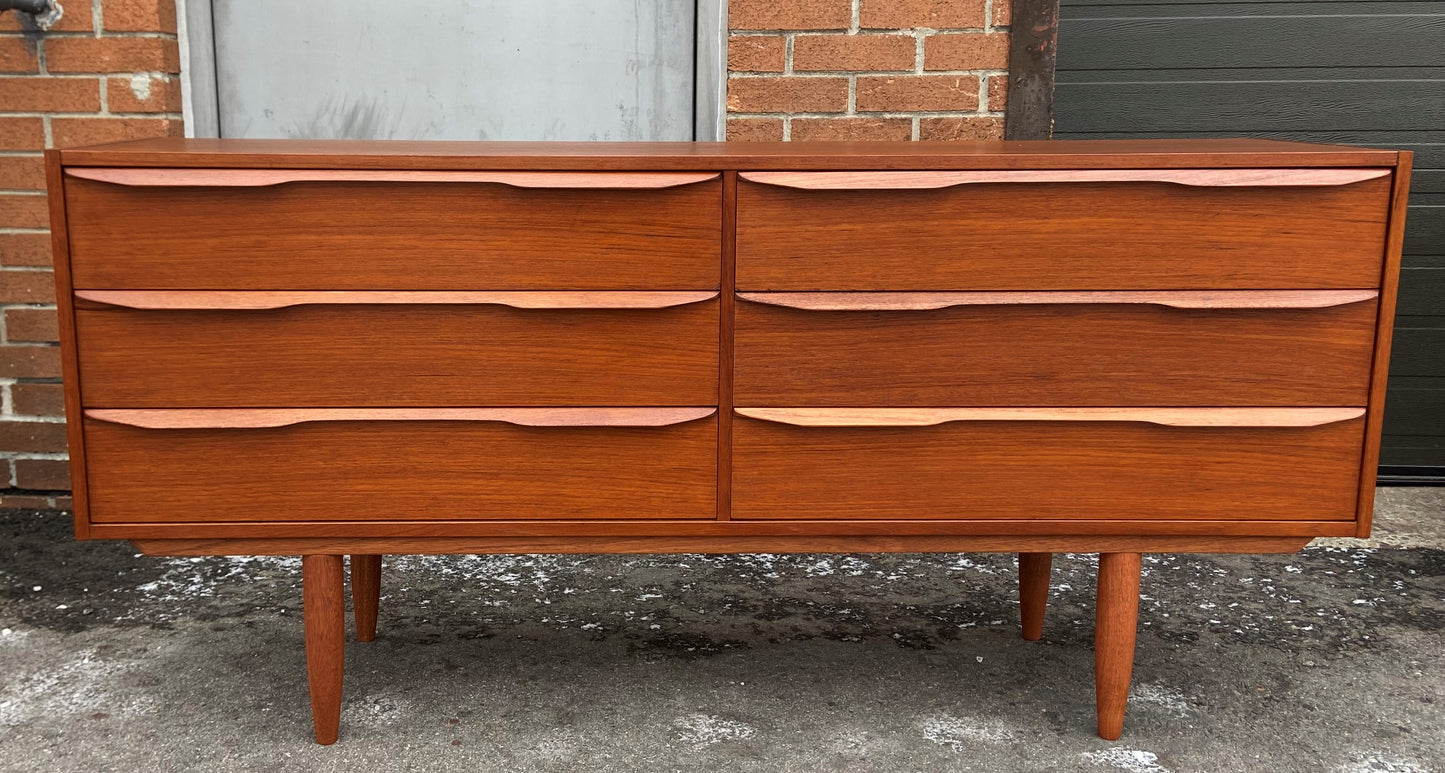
[736,169,1393,290]
[63,169,723,290]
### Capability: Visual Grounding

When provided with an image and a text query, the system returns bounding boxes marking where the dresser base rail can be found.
[128,535,1312,557]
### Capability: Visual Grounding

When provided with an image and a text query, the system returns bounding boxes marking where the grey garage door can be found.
[1054,0,1445,478]
[184,0,719,141]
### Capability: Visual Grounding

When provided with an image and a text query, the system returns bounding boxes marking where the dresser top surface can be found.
[56,138,1400,171]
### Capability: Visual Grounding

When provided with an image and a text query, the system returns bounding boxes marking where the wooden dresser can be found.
[46,138,1411,744]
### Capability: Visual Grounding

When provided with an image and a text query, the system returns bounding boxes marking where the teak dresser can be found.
[46,138,1410,744]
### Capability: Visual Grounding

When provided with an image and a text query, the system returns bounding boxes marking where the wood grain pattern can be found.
[731,415,1366,521]
[350,555,381,643]
[75,290,719,310]
[75,302,719,407]
[91,518,1356,540]
[739,168,1389,189]
[45,151,91,539]
[736,176,1391,290]
[1095,552,1141,741]
[128,536,1316,557]
[735,300,1377,406]
[86,407,717,429]
[302,555,344,745]
[737,290,1379,311]
[66,168,721,188]
[1358,157,1412,536]
[64,176,722,290]
[1019,552,1052,641]
[735,407,1366,428]
[57,138,1400,171]
[83,416,718,522]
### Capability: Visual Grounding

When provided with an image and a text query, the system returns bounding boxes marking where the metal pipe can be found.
[0,0,53,14]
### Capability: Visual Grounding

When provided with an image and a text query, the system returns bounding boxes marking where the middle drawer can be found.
[75,292,719,407]
[735,291,1379,406]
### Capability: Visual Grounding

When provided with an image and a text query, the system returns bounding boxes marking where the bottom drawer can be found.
[732,410,1365,521]
[83,409,717,523]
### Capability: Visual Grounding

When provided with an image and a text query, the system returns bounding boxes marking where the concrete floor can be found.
[1,489,1442,773]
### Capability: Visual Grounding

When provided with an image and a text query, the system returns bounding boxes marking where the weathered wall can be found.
[0,0,181,508]
[726,0,1011,140]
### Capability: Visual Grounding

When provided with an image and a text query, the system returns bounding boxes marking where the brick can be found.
[5,307,58,342]
[14,458,69,489]
[51,117,181,147]
[0,345,60,378]
[0,233,51,267]
[0,268,53,303]
[791,116,913,141]
[731,0,851,30]
[106,73,181,112]
[0,418,67,451]
[0,155,45,191]
[992,0,1011,27]
[0,76,101,112]
[0,0,92,31]
[45,37,179,74]
[860,0,988,29]
[925,33,1009,70]
[103,0,178,33]
[856,75,980,111]
[11,382,64,416]
[793,34,915,72]
[725,117,785,141]
[727,76,849,113]
[988,75,1008,111]
[0,493,57,508]
[0,36,40,72]
[0,117,44,151]
[729,36,786,72]
[54,494,73,509]
[918,115,1004,140]
[0,194,48,228]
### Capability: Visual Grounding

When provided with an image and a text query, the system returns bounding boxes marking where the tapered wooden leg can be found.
[1095,552,1142,741]
[302,554,345,745]
[350,554,382,643]
[1018,552,1052,641]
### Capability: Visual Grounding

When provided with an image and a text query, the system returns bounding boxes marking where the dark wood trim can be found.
[717,171,737,521]
[45,150,89,539]
[1004,0,1061,140]
[130,536,1314,557]
[89,519,1356,540]
[1356,152,1413,537]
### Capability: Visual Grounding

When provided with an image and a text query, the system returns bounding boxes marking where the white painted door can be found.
[184,1,721,141]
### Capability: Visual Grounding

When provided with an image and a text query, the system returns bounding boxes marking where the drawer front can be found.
[736,170,1392,290]
[75,294,719,407]
[732,411,1364,521]
[734,292,1378,406]
[83,410,718,522]
[64,170,722,290]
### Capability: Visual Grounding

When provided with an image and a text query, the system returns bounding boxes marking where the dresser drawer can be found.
[736,170,1392,290]
[74,292,719,407]
[83,409,717,522]
[64,169,722,290]
[732,410,1365,521]
[735,291,1378,406]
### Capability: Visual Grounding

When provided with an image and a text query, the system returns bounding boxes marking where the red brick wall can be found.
[0,0,181,508]
[727,0,1011,140]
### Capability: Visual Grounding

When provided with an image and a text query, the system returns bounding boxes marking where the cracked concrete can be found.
[1,488,1442,772]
